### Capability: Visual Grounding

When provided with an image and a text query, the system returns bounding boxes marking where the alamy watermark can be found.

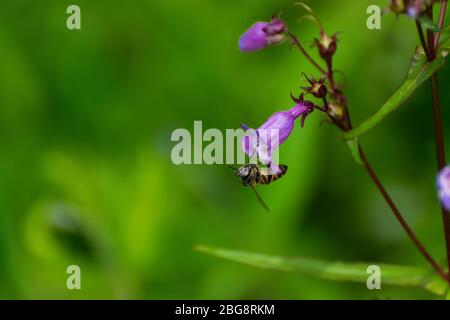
[367,265,381,290]
[66,265,81,290]
[67,5,81,30]
[367,5,382,30]
[171,121,280,166]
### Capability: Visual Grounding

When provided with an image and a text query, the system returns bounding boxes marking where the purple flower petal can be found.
[239,18,286,52]
[240,101,315,163]
[239,22,269,52]
[242,129,259,157]
[263,18,285,36]
[437,166,450,211]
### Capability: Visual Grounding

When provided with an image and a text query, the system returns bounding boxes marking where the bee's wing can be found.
[251,185,270,212]
[248,142,272,166]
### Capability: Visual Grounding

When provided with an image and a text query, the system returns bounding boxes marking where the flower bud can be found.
[437,166,450,211]
[406,0,422,18]
[327,100,345,121]
[390,0,407,14]
[315,31,338,60]
[302,76,327,99]
[239,18,286,52]
[332,88,348,107]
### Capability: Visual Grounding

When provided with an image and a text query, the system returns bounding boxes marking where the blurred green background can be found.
[0,0,449,299]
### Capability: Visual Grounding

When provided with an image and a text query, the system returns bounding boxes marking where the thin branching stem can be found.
[290,5,450,282]
[416,5,450,277]
[359,146,449,282]
[429,73,450,275]
[326,59,336,91]
[331,19,449,281]
[286,31,326,74]
[434,0,448,49]
[426,7,436,59]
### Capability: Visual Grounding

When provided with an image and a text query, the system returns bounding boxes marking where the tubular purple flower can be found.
[241,97,315,164]
[437,166,450,211]
[239,18,286,52]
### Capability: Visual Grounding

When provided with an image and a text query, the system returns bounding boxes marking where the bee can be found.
[229,164,288,211]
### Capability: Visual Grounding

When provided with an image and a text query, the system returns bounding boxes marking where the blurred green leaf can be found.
[418,16,440,32]
[196,245,447,295]
[343,49,446,140]
[439,25,450,40]
[438,26,450,57]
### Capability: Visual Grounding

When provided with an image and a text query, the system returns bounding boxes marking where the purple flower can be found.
[239,18,286,52]
[406,0,422,18]
[437,166,450,211]
[241,95,315,169]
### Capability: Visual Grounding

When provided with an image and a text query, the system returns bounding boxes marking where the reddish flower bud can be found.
[315,31,338,60]
[327,100,345,121]
[302,75,328,99]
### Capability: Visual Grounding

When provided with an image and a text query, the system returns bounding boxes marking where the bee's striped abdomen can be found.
[256,165,288,185]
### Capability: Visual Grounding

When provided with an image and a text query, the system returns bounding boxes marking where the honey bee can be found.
[229,164,288,211]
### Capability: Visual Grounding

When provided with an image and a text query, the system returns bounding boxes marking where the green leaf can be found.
[195,245,448,295]
[418,16,441,32]
[343,49,445,141]
[438,25,450,42]
[346,138,364,165]
[438,26,450,57]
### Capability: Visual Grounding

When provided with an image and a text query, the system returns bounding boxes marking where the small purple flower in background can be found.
[388,0,439,18]
[241,95,315,172]
[239,17,286,52]
[437,166,450,211]
[406,0,423,18]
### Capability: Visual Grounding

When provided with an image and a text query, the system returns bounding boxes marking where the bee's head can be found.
[236,165,251,178]
[235,164,257,186]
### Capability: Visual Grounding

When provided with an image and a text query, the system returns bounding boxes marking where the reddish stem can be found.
[286,31,326,74]
[417,3,450,278]
[359,146,449,282]
[434,0,448,49]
